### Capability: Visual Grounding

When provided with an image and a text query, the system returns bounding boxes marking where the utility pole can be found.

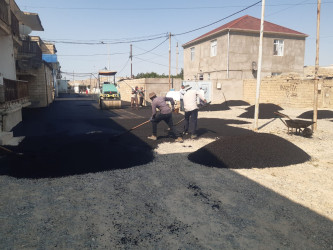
[130,44,133,78]
[176,42,179,75]
[253,0,265,131]
[313,0,321,131]
[168,32,171,90]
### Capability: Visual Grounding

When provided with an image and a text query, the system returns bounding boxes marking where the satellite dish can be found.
[19,24,32,35]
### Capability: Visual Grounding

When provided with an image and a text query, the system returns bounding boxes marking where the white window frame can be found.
[190,47,195,61]
[273,39,284,56]
[210,40,217,57]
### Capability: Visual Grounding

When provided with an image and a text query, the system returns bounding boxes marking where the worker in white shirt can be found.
[179,85,186,111]
[183,87,207,139]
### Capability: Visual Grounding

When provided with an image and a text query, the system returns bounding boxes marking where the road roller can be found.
[98,70,122,109]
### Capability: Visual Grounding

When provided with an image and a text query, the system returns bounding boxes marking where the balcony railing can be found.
[3,78,29,102]
[0,0,9,25]
[10,10,19,37]
[18,40,42,59]
[17,40,43,69]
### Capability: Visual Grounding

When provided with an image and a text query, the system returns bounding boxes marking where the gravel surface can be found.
[0,95,332,249]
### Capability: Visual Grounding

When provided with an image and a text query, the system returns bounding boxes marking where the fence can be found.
[3,78,29,102]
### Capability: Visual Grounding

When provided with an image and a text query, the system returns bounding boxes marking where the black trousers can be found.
[151,113,179,137]
[184,109,199,135]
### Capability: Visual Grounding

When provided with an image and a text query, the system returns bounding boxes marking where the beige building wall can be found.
[118,78,182,105]
[19,63,54,107]
[183,31,306,82]
[0,35,17,80]
[244,77,333,109]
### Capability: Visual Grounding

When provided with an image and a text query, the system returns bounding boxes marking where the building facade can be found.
[182,15,307,81]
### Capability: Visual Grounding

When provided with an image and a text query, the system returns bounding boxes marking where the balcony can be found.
[11,10,19,37]
[17,39,43,70]
[1,78,28,103]
[0,0,9,26]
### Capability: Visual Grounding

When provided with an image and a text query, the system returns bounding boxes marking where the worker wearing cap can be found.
[183,87,207,139]
[147,92,183,142]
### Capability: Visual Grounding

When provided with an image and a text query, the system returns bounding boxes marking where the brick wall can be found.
[244,77,333,108]
[19,62,54,107]
[118,78,182,105]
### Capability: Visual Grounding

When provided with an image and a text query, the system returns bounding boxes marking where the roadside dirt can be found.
[0,98,332,249]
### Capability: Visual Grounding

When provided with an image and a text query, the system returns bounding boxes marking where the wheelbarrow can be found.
[274,111,315,137]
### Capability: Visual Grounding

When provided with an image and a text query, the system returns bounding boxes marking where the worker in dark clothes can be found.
[148,92,183,142]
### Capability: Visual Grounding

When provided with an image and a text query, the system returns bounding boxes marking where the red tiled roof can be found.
[183,15,307,47]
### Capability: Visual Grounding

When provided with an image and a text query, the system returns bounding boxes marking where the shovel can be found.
[0,145,24,156]
[110,120,151,139]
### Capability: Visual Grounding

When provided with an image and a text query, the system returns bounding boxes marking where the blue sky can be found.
[16,0,333,80]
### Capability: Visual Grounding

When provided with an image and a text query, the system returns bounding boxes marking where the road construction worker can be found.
[183,87,207,139]
[131,86,139,108]
[138,87,145,107]
[179,85,186,111]
[147,92,183,142]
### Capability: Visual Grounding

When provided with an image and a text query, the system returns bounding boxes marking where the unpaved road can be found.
[1,95,332,249]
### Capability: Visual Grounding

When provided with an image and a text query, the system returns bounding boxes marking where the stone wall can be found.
[19,62,54,107]
[244,77,333,108]
[118,78,182,105]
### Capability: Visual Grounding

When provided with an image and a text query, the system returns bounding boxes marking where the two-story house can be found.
[182,15,308,103]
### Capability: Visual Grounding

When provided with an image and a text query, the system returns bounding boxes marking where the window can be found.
[190,47,195,61]
[211,40,217,57]
[273,39,284,56]
[199,74,204,81]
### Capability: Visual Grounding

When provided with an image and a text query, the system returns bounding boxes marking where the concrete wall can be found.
[183,31,306,82]
[0,35,16,80]
[19,63,54,107]
[244,77,333,108]
[118,78,182,105]
[57,79,68,93]
[2,106,22,131]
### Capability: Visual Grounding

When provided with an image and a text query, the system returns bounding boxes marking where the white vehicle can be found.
[166,90,180,110]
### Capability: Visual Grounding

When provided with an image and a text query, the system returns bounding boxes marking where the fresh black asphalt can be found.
[0,94,311,178]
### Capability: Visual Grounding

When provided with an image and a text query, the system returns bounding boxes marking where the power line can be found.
[43,33,168,43]
[133,38,169,57]
[44,34,168,45]
[266,0,311,17]
[21,2,333,11]
[57,52,129,57]
[117,59,130,75]
[173,0,262,36]
[135,57,178,70]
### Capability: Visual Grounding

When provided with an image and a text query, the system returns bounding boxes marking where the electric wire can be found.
[173,0,262,37]
[133,38,169,57]
[21,2,333,11]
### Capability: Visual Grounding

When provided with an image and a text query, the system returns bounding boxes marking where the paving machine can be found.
[98,70,121,109]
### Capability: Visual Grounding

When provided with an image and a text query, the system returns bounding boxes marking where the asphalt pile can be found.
[238,103,284,119]
[199,100,250,112]
[188,133,311,169]
[297,110,333,119]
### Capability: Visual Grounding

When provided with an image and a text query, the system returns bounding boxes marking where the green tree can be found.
[135,68,183,80]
